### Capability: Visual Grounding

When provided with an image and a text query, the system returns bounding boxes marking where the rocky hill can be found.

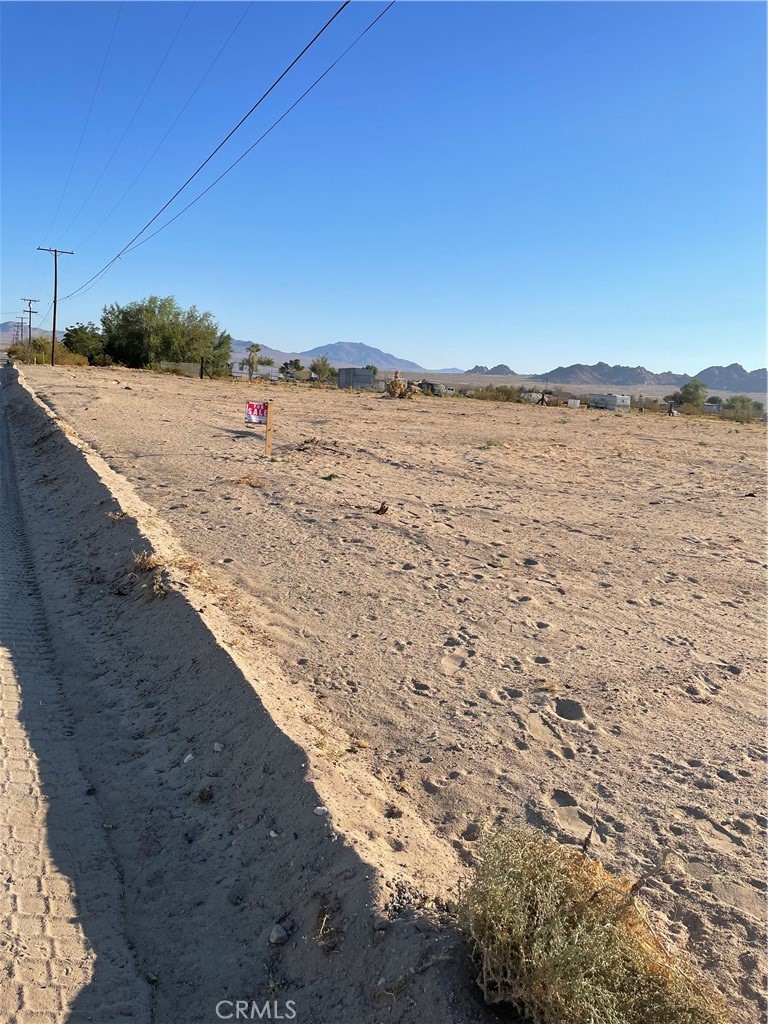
[529,362,687,386]
[529,361,766,392]
[694,363,767,393]
[464,364,515,375]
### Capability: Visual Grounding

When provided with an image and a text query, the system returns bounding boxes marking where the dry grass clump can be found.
[460,825,728,1024]
[230,475,263,487]
[130,550,164,574]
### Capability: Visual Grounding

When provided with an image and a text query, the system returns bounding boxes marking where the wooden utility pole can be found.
[37,248,74,366]
[21,298,38,356]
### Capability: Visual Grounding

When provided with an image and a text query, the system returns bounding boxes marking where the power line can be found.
[61,1,351,302]
[125,2,397,258]
[74,2,256,252]
[38,2,124,247]
[37,300,54,329]
[57,2,194,243]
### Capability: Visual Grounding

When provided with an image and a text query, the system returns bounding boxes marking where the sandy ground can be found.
[6,363,767,1022]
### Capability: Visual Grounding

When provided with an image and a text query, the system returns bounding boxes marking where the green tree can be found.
[723,394,764,416]
[363,363,379,379]
[101,296,231,369]
[62,322,104,364]
[309,354,337,381]
[279,358,304,380]
[678,379,707,408]
[239,343,274,382]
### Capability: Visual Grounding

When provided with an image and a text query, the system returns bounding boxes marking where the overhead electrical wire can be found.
[60,0,352,302]
[63,0,392,302]
[30,2,124,295]
[125,1,397,257]
[57,2,195,243]
[74,1,255,251]
[36,300,55,329]
[38,2,124,247]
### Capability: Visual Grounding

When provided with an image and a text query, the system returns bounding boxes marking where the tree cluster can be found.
[663,380,764,418]
[279,358,304,380]
[61,295,231,370]
[664,380,708,408]
[308,355,337,382]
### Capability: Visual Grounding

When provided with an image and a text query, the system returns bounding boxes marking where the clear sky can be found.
[1,1,765,372]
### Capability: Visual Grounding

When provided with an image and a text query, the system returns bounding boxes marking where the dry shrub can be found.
[469,385,524,403]
[230,475,263,487]
[130,550,163,574]
[460,825,728,1024]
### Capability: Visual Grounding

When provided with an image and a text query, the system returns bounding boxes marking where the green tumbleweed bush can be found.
[460,825,728,1024]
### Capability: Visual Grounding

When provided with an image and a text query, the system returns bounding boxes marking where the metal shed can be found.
[338,367,374,389]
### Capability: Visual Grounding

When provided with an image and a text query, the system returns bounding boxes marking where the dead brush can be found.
[229,475,263,488]
[130,550,164,575]
[460,824,728,1024]
[151,570,168,599]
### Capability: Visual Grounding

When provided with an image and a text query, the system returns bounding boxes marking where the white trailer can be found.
[588,393,631,411]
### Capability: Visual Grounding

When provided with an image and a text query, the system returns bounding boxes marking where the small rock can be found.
[269,830,278,838]
[373,915,390,931]
[313,806,329,816]
[213,742,224,753]
[269,925,288,945]
[196,786,213,804]
[402,562,417,571]
[523,557,539,566]
[183,753,194,764]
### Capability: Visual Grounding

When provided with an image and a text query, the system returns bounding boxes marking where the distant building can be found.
[338,367,374,389]
[588,393,631,411]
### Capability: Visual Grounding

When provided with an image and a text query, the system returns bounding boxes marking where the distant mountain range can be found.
[2,322,763,393]
[528,361,767,393]
[232,340,426,372]
[0,321,64,342]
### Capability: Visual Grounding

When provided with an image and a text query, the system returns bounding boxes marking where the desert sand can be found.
[2,363,765,1023]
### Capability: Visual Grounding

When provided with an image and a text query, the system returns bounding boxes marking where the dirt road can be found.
[0,380,150,1022]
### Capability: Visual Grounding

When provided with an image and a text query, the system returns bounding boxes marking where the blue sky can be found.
[1,1,765,372]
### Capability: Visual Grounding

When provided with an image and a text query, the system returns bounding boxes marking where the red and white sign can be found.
[245,401,269,424]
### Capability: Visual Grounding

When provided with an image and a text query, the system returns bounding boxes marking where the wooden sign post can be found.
[264,402,274,457]
[245,401,274,456]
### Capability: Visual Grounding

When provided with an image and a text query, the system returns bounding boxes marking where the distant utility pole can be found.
[16,317,26,354]
[21,297,38,356]
[37,247,74,366]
